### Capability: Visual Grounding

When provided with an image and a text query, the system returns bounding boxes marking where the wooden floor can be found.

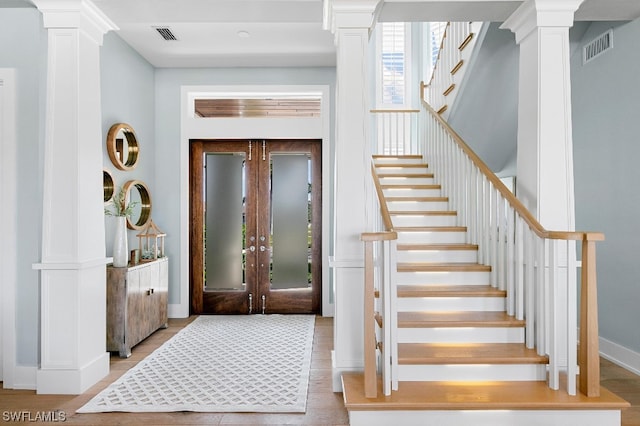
[1,317,639,425]
[0,316,349,425]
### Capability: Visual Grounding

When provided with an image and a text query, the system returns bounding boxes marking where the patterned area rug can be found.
[77,315,316,413]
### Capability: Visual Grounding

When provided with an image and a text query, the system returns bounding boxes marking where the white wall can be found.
[154,68,336,308]
[0,8,46,370]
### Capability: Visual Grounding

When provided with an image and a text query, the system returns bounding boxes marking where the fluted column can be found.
[32,0,117,394]
[324,0,381,391]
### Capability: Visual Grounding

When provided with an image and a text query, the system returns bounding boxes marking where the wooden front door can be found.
[190,139,321,315]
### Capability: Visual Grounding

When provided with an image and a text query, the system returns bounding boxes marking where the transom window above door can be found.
[194,98,321,118]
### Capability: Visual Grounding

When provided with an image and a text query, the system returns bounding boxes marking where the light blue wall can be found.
[154,67,336,304]
[0,8,46,366]
[571,18,640,354]
[100,32,156,255]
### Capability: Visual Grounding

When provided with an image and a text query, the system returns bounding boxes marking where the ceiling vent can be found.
[154,26,178,41]
[583,29,613,65]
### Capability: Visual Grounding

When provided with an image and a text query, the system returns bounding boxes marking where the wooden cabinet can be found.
[106,257,168,358]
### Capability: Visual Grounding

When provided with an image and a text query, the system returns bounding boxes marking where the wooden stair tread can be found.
[398,311,524,328]
[398,284,505,297]
[398,343,548,365]
[394,226,466,232]
[397,262,491,272]
[390,210,457,216]
[397,243,477,250]
[342,373,630,410]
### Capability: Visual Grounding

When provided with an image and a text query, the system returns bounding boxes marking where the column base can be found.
[36,352,109,395]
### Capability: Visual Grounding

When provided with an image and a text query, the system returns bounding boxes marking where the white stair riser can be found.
[396,364,547,382]
[396,249,477,263]
[387,201,449,211]
[398,327,524,343]
[383,188,441,197]
[374,158,424,165]
[396,231,466,244]
[391,215,458,227]
[349,410,622,426]
[397,297,505,312]
[379,177,435,185]
[376,167,429,175]
[396,271,490,286]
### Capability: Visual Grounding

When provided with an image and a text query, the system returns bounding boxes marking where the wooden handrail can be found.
[371,163,395,232]
[419,86,603,397]
[420,94,603,244]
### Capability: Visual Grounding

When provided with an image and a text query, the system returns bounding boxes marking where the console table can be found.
[106,257,168,358]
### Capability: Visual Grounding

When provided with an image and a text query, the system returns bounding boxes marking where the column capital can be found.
[32,0,118,45]
[323,0,382,34]
[501,0,584,44]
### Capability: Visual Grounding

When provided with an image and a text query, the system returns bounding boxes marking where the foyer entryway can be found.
[190,139,321,315]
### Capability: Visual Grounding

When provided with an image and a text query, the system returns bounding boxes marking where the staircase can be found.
[343,155,629,426]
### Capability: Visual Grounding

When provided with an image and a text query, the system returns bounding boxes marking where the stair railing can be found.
[370,109,421,155]
[425,21,483,117]
[361,163,398,398]
[419,88,603,397]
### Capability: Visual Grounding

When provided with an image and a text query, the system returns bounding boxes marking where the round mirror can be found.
[106,123,139,171]
[103,169,114,203]
[122,180,152,230]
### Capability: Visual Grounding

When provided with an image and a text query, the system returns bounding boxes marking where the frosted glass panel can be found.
[271,155,310,289]
[205,153,245,290]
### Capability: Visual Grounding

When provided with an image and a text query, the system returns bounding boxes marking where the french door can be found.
[190,139,321,314]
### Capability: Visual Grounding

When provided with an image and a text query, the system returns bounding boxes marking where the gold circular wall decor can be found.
[103,169,115,203]
[122,179,152,230]
[107,123,140,171]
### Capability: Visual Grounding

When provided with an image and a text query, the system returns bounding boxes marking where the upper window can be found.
[376,22,411,107]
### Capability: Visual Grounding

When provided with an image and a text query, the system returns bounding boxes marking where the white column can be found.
[502,0,582,379]
[324,0,381,391]
[32,0,117,394]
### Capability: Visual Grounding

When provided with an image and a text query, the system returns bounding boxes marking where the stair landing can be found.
[342,372,629,426]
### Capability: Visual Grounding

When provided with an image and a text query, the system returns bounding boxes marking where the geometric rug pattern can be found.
[77,315,316,413]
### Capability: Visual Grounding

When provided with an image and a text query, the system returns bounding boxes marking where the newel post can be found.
[579,234,603,397]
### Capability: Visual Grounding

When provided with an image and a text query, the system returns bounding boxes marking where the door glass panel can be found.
[270,154,311,289]
[205,153,246,290]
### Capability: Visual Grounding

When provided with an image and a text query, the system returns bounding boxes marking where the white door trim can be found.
[0,68,17,387]
[177,84,333,317]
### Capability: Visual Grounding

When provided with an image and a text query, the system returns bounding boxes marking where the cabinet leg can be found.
[119,347,132,358]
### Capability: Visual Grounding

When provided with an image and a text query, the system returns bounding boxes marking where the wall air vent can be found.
[154,26,178,41]
[583,29,613,65]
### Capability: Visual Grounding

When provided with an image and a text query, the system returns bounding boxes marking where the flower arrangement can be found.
[104,186,138,217]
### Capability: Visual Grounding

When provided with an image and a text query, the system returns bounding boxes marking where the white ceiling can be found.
[11,0,640,68]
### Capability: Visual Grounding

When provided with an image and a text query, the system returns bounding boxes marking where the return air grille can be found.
[583,29,612,65]
[154,27,177,41]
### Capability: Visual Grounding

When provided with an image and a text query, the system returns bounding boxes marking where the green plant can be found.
[104,186,138,217]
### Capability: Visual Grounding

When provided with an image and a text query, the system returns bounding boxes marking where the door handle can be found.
[259,246,266,252]
[249,245,256,252]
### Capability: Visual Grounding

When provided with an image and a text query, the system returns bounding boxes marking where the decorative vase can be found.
[113,215,128,267]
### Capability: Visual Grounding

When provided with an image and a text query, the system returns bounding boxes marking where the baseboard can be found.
[600,336,640,376]
[168,302,189,319]
[10,365,37,390]
[36,352,109,394]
